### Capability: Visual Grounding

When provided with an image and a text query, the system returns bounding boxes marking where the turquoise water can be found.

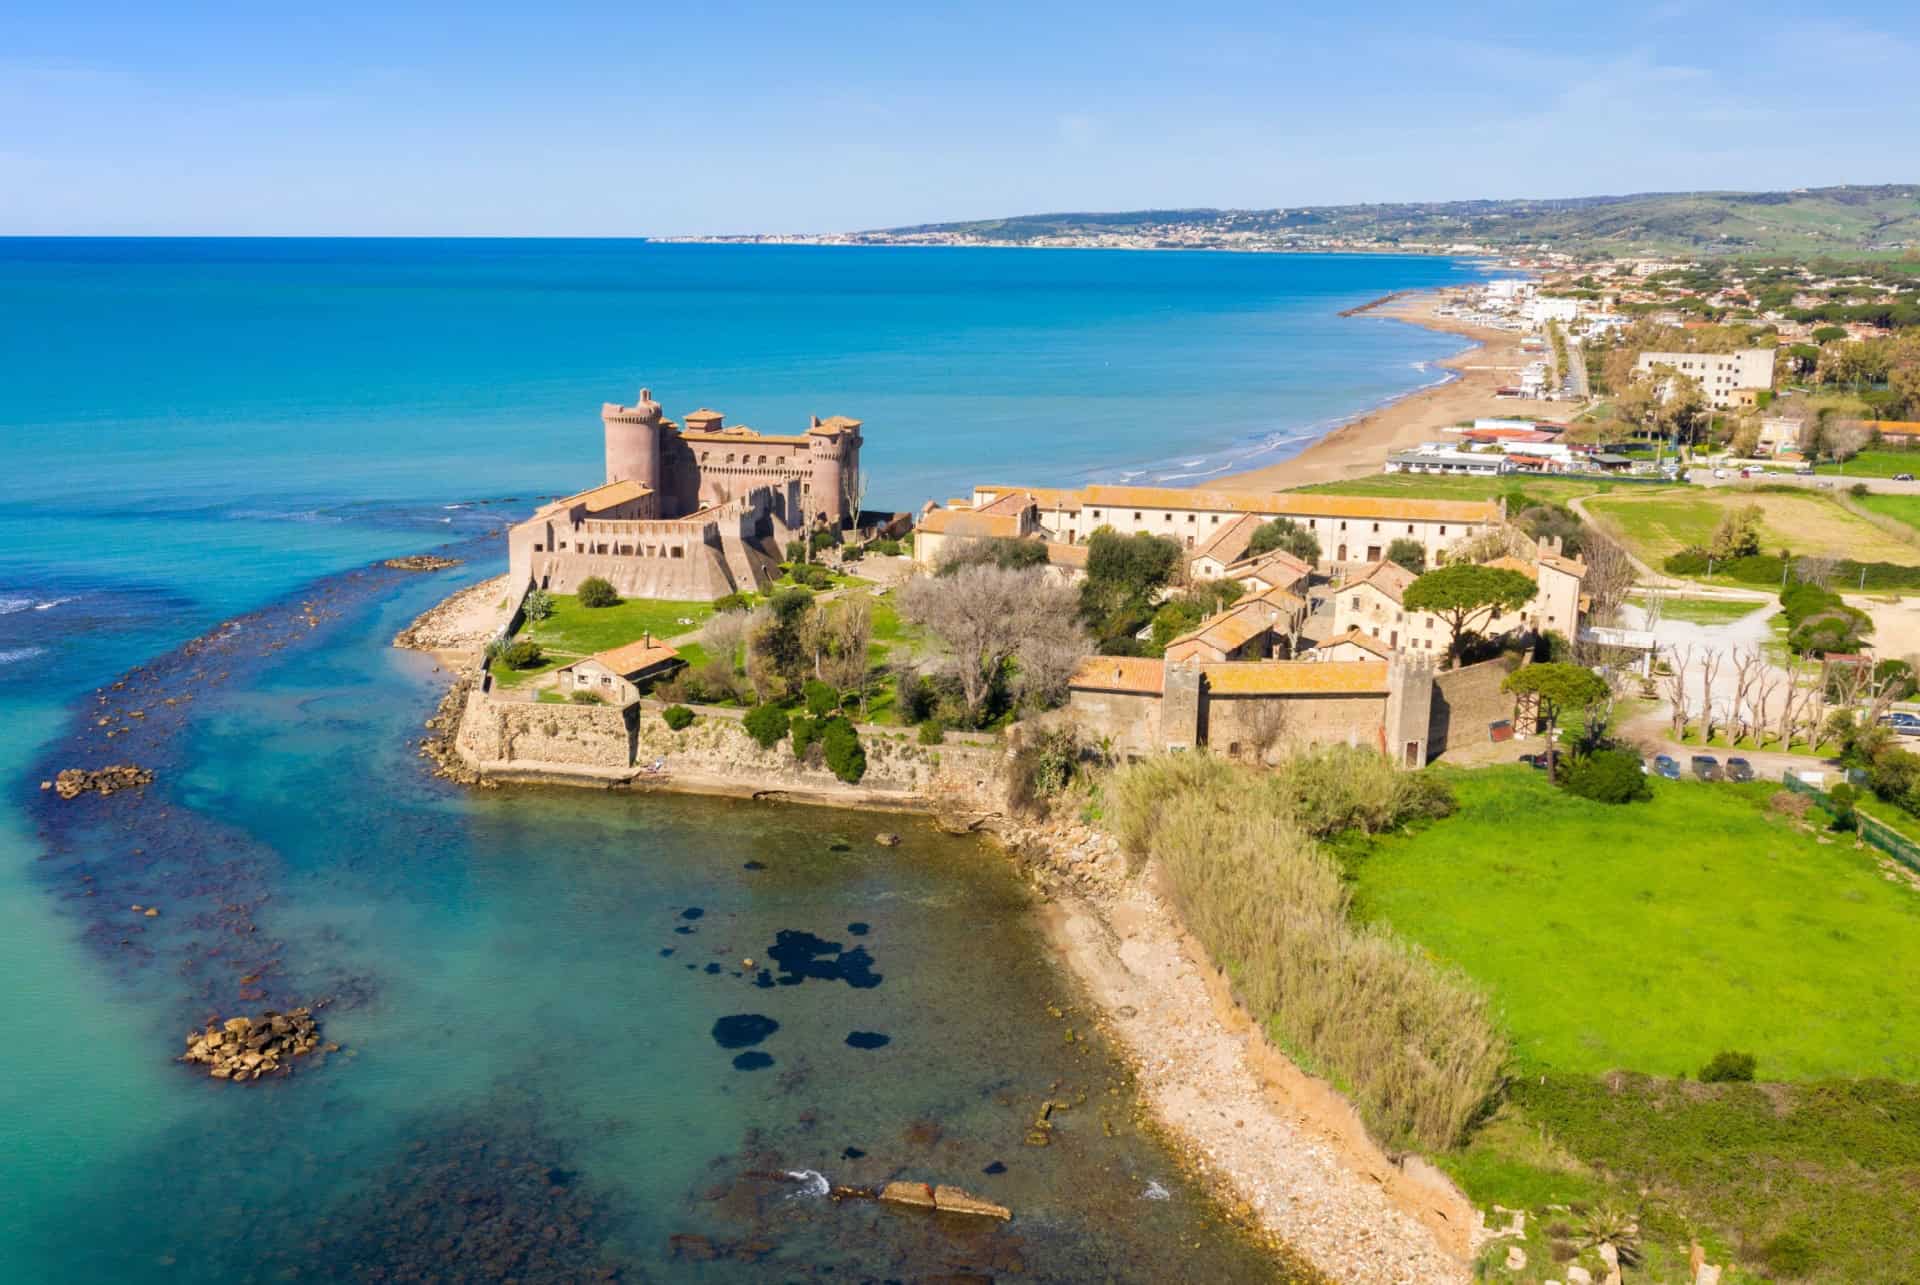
[0,240,1490,1281]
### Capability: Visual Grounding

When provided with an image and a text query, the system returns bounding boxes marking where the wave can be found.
[0,646,47,665]
[34,596,75,611]
[1142,1179,1171,1201]
[227,508,348,525]
[783,1168,830,1199]
[0,596,32,615]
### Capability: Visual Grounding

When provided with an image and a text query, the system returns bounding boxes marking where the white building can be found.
[1384,446,1513,477]
[1633,348,1775,410]
[1527,297,1582,325]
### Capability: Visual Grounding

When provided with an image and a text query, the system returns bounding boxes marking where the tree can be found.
[1707,504,1763,560]
[576,576,620,608]
[747,587,815,699]
[1503,663,1609,782]
[522,589,555,623]
[1402,564,1537,668]
[1247,518,1321,563]
[1384,538,1426,574]
[742,703,790,749]
[1579,526,1635,625]
[936,537,1049,576]
[1080,529,1182,644]
[901,564,1085,726]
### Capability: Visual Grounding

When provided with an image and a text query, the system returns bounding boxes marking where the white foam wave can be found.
[783,1168,830,1199]
[0,597,31,615]
[0,646,47,666]
[33,596,74,611]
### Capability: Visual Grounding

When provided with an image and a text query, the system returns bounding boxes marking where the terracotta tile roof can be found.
[1046,542,1089,569]
[976,484,1084,512]
[1309,628,1394,660]
[1538,553,1588,579]
[1340,560,1417,603]
[1167,601,1273,654]
[1200,660,1390,695]
[1079,484,1500,524]
[578,637,681,677]
[1252,585,1306,612]
[1191,513,1264,564]
[918,509,1021,539]
[1483,555,1538,578]
[544,478,654,515]
[1069,655,1165,695]
[1230,547,1314,580]
[976,490,1039,517]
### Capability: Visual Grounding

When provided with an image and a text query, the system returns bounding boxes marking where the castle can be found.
[507,388,864,601]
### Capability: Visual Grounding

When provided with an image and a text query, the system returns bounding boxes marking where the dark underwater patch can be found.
[711,1014,779,1049]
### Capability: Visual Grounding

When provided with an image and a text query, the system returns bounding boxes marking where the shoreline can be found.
[399,585,1474,1283]
[1211,290,1561,493]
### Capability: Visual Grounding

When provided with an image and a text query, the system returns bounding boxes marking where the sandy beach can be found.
[1215,291,1565,492]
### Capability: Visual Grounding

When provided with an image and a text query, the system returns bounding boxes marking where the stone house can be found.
[556,636,682,705]
[1329,547,1587,655]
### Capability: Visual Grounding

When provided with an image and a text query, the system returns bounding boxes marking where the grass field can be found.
[1853,491,1920,534]
[1631,593,1771,625]
[520,594,713,656]
[1351,767,1920,1080]
[1586,488,1920,567]
[1294,474,1676,504]
[1815,448,1920,478]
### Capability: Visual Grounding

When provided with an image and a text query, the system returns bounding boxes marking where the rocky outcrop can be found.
[180,1007,335,1081]
[876,1180,1010,1220]
[383,554,464,572]
[46,764,153,799]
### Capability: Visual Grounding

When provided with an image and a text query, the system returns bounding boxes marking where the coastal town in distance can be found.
[11,7,1920,1283]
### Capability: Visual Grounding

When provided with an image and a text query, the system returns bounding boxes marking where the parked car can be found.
[1897,473,1915,482]
[1691,755,1724,781]
[1712,468,1729,479]
[1517,752,1549,771]
[1816,479,1834,488]
[1653,754,1681,781]
[1725,757,1755,783]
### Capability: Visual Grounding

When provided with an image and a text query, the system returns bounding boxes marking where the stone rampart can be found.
[1428,655,1521,755]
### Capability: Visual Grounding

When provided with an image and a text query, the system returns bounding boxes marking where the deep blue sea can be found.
[0,239,1492,1281]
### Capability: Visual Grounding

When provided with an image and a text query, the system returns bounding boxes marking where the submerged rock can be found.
[711,1014,779,1049]
[731,1051,774,1071]
[845,1031,890,1050]
[381,554,464,572]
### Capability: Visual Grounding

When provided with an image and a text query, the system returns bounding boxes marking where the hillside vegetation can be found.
[882,185,1920,260]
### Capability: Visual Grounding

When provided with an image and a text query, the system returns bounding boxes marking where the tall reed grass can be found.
[1109,750,1505,1151]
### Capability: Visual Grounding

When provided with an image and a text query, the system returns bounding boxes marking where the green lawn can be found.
[1855,491,1920,533]
[1631,593,1771,625]
[520,594,714,657]
[487,653,569,688]
[1816,449,1920,478]
[1587,488,1920,568]
[1352,767,1920,1080]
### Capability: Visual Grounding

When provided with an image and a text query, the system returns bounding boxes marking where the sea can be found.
[0,239,1493,1282]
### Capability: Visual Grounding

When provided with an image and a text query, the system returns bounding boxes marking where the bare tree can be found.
[1015,622,1095,712]
[1793,555,1840,590]
[900,564,1084,726]
[1579,526,1637,625]
[1238,701,1293,765]
[697,608,756,677]
[1775,660,1804,750]
[1751,666,1781,748]
[1728,649,1762,743]
[1662,643,1694,739]
[808,592,874,697]
[1697,647,1725,741]
[840,468,870,538]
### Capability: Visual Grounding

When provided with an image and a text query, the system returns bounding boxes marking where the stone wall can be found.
[1065,689,1164,757]
[1205,693,1389,756]
[455,691,638,770]
[1427,655,1521,757]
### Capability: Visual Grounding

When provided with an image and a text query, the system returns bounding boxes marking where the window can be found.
[1186,514,1195,523]
[1211,515,1220,524]
[1092,509,1102,518]
[1133,511,1142,520]
[1439,525,1447,536]
[1371,522,1380,533]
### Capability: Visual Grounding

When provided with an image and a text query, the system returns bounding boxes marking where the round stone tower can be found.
[602,387,664,490]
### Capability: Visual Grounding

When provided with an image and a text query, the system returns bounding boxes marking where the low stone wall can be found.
[1428,655,1521,756]
[452,682,1004,812]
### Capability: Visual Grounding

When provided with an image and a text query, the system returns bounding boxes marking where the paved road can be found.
[1687,471,1920,495]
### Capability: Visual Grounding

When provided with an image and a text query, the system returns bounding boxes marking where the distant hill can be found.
[875,186,1920,259]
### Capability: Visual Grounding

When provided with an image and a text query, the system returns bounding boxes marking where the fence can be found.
[1781,772,1920,874]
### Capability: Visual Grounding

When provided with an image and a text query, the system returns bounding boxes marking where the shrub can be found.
[568,689,603,705]
[577,576,620,608]
[1768,789,1813,820]
[1563,749,1652,804]
[1280,745,1456,839]
[501,640,545,670]
[1699,1050,1757,1082]
[1108,752,1503,1150]
[1007,727,1079,815]
[869,538,903,556]
[895,671,937,724]
[713,592,753,613]
[661,704,694,731]
[1760,1231,1816,1276]
[784,540,806,562]
[789,563,834,590]
[1827,782,1860,831]
[522,588,555,622]
[840,545,865,561]
[790,714,825,759]
[822,718,866,783]
[743,703,790,749]
[803,678,840,718]
[1246,517,1321,563]
[917,718,946,745]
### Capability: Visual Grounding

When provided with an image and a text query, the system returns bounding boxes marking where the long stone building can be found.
[508,387,864,600]
[915,484,1503,570]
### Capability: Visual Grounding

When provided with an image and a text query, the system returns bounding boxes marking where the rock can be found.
[932,1184,1011,1220]
[1506,1245,1527,1270]
[180,1006,326,1083]
[878,1180,937,1210]
[874,832,901,847]
[52,764,154,800]
[144,907,159,917]
[1694,1267,1721,1285]
[1566,1267,1593,1285]
[383,555,464,572]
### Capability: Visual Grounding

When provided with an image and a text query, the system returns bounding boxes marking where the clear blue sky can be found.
[4,1,1916,235]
